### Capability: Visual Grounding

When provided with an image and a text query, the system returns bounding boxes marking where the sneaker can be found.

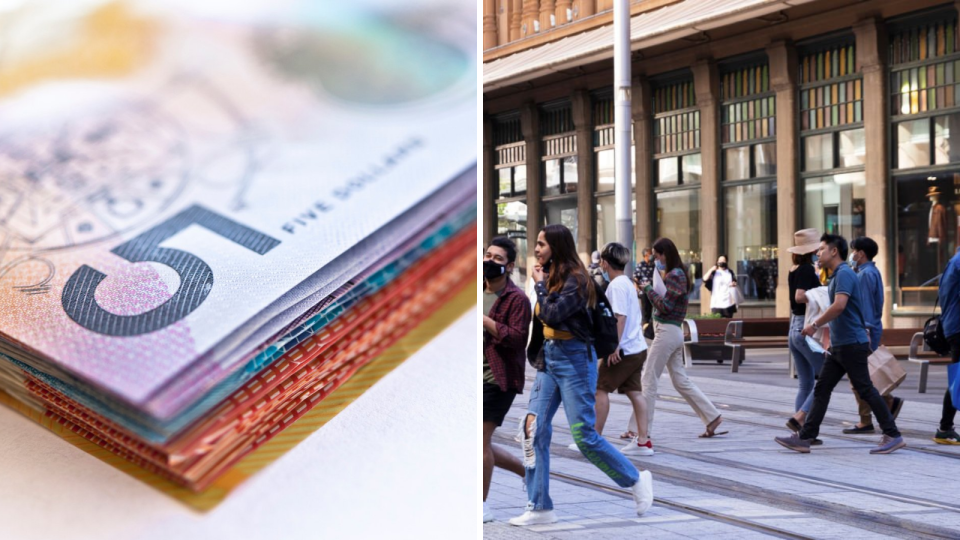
[933,429,960,445]
[631,470,654,515]
[870,435,906,454]
[786,418,802,434]
[508,509,558,526]
[483,501,494,523]
[621,437,655,456]
[774,433,812,453]
[890,397,905,420]
[842,424,876,434]
[567,442,579,452]
[810,438,823,446]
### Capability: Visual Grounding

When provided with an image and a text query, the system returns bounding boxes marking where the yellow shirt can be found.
[536,303,574,340]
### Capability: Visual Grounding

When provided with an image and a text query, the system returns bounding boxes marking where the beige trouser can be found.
[641,321,721,433]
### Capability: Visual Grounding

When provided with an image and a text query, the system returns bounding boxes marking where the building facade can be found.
[483,0,960,327]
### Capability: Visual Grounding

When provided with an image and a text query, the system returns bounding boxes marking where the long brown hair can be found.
[541,224,596,308]
[652,237,694,294]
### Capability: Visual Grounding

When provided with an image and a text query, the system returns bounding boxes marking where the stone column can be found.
[632,76,655,256]
[522,0,539,37]
[692,59,720,315]
[575,0,596,19]
[767,41,799,319]
[854,18,892,328]
[572,89,595,263]
[540,0,556,31]
[483,0,498,50]
[521,102,542,275]
[483,115,497,249]
[510,0,523,42]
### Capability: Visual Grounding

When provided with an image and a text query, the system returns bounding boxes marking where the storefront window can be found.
[596,195,636,251]
[895,172,959,308]
[935,113,960,165]
[755,142,777,177]
[725,183,778,301]
[804,133,833,172]
[497,201,528,286]
[543,156,577,195]
[658,158,679,186]
[682,153,702,184]
[839,128,866,168]
[803,172,866,240]
[544,197,578,242]
[595,147,636,192]
[656,189,702,301]
[725,146,750,180]
[897,118,931,169]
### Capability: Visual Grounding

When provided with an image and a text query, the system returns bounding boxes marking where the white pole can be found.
[614,0,634,275]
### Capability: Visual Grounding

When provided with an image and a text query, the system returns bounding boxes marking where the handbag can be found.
[729,284,745,307]
[924,294,951,356]
[867,345,907,396]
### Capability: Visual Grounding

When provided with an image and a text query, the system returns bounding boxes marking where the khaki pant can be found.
[641,321,720,433]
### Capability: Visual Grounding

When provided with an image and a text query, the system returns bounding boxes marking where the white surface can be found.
[0,311,478,540]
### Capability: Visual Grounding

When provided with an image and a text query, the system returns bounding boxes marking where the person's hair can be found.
[651,237,694,293]
[489,236,517,264]
[850,236,878,261]
[541,224,596,308]
[792,252,814,266]
[642,247,652,257]
[601,242,630,271]
[820,233,848,261]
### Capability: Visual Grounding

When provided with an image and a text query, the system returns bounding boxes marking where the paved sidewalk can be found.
[483,348,960,539]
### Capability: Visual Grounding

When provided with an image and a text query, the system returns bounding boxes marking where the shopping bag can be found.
[949,362,960,410]
[729,285,745,306]
[867,345,907,396]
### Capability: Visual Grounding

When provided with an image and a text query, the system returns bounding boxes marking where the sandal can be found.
[699,415,729,438]
[620,431,637,440]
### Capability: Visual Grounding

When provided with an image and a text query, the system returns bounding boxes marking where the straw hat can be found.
[927,186,942,198]
[787,228,821,255]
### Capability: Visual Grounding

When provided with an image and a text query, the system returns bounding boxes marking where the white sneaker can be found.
[483,501,494,523]
[508,509,558,526]
[621,437,655,456]
[631,470,654,515]
[567,442,579,451]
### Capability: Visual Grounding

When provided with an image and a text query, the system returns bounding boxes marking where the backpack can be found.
[924,294,951,356]
[587,282,620,359]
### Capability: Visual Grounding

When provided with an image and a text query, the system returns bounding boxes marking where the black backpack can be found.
[924,294,951,356]
[587,282,620,359]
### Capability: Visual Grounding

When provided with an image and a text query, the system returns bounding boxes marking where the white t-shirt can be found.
[710,268,736,310]
[605,275,646,355]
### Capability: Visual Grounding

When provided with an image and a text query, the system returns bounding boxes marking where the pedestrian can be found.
[703,255,738,318]
[482,236,531,523]
[843,237,904,435]
[784,229,826,442]
[638,238,727,439]
[634,248,656,340]
[775,234,905,454]
[570,242,653,456]
[511,224,653,526]
[932,247,960,445]
[589,250,608,293]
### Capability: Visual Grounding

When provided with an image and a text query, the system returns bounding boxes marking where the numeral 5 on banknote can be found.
[61,205,281,337]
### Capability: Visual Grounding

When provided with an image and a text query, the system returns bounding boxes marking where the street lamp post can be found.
[614,0,634,275]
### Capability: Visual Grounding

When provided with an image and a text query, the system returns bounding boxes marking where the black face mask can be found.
[483,259,507,280]
[718,262,727,269]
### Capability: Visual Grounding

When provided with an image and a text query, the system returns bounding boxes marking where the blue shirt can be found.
[939,251,960,338]
[827,262,870,346]
[855,261,883,336]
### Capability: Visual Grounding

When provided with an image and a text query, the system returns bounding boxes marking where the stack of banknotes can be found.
[0,0,475,491]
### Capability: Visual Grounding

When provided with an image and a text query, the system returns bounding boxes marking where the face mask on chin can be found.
[655,259,666,272]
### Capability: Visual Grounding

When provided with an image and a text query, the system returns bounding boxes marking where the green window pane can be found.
[855,101,862,122]
[832,105,838,126]
[938,63,946,86]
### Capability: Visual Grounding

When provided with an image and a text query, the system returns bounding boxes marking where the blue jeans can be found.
[521,339,639,510]
[788,314,825,414]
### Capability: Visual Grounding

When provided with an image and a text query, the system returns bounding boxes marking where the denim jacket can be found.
[526,274,593,370]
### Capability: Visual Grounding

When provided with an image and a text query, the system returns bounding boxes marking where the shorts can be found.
[597,350,647,394]
[483,382,518,427]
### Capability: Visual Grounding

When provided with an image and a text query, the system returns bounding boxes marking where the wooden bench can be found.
[908,331,953,393]
[725,319,791,373]
[681,318,732,368]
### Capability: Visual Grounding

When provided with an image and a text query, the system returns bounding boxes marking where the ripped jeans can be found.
[520,339,639,511]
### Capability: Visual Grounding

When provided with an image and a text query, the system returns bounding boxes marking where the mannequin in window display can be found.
[928,187,949,270]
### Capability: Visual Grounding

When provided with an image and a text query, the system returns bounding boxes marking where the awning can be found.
[483,0,817,91]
